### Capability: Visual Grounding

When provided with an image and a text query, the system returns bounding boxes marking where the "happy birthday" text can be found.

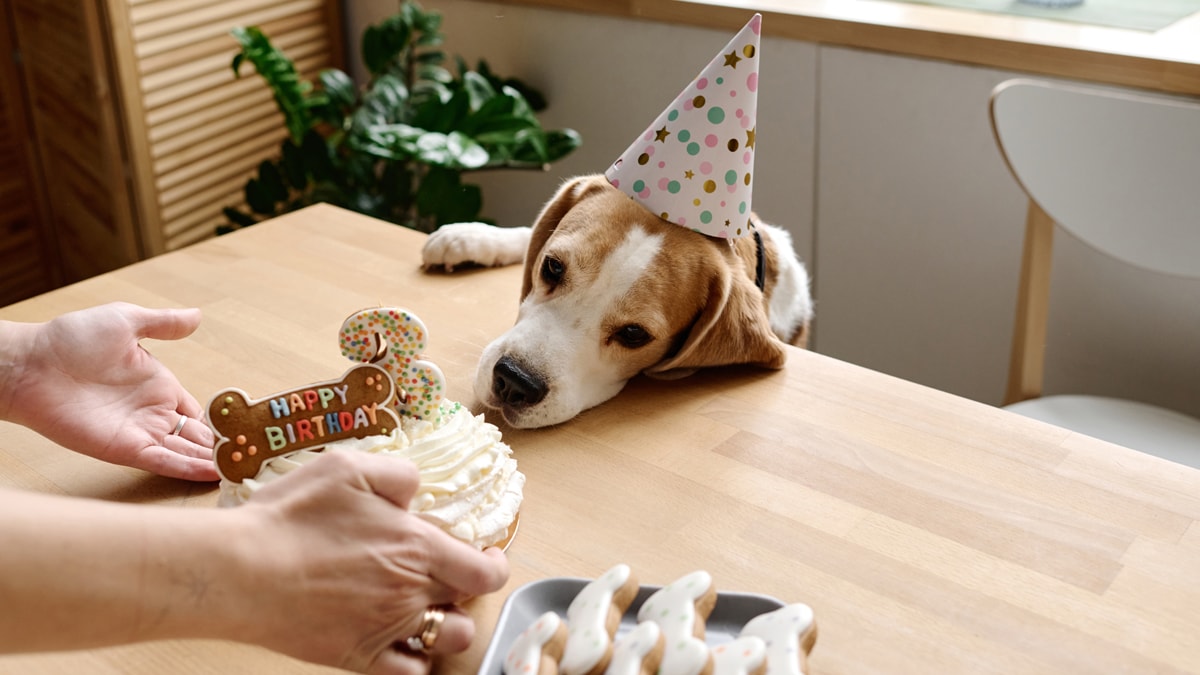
[263,385,384,451]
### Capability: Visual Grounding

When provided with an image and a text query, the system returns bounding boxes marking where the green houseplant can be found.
[222,0,581,234]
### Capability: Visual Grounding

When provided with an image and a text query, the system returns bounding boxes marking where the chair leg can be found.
[1004,200,1055,406]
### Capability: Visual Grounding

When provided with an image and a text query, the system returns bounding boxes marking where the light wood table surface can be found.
[1,204,1198,674]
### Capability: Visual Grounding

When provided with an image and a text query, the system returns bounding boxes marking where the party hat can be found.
[605,14,762,239]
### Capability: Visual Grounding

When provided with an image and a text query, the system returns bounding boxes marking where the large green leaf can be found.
[361,15,411,76]
[230,26,312,144]
[245,177,277,215]
[223,206,258,229]
[311,69,356,128]
[380,161,415,212]
[495,128,583,167]
[417,51,447,66]
[411,131,489,169]
[468,114,538,142]
[500,85,535,120]
[412,4,443,42]
[356,123,423,161]
[475,59,547,111]
[409,80,451,111]
[342,152,378,190]
[510,128,548,165]
[418,63,453,84]
[543,129,583,163]
[300,129,337,182]
[320,69,357,106]
[354,74,408,128]
[416,167,482,226]
[460,71,496,112]
[426,88,470,133]
[279,140,308,190]
[256,159,289,203]
[309,183,351,207]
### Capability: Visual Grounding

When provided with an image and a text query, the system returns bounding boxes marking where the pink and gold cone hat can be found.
[605,14,762,239]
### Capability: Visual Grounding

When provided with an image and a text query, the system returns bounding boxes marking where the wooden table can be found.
[1,204,1198,674]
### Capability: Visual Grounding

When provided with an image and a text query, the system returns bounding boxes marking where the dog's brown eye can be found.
[541,256,565,286]
[614,324,652,348]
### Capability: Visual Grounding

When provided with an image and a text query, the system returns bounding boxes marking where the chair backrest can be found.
[991,79,1200,277]
[989,79,1200,404]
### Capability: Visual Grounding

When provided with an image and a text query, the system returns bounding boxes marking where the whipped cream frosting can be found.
[218,401,523,549]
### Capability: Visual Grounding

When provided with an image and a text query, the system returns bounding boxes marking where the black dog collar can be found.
[753,229,766,291]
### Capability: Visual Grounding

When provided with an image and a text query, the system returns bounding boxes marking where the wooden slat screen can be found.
[0,112,56,305]
[0,1,57,307]
[106,0,343,251]
[0,0,340,305]
[7,0,135,287]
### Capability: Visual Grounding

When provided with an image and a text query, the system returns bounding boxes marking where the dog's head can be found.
[476,175,787,428]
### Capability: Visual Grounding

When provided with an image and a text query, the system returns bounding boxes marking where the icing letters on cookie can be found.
[739,603,816,675]
[605,622,664,675]
[505,611,567,675]
[339,307,447,423]
[562,564,637,675]
[710,636,766,675]
[208,364,400,483]
[635,570,715,675]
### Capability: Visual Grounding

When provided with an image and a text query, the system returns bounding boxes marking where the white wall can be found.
[343,0,1200,419]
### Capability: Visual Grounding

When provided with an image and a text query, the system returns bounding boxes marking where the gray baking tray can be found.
[478,576,785,674]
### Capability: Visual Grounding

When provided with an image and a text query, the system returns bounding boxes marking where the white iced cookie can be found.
[504,611,568,675]
[710,636,767,675]
[739,603,817,675]
[605,622,664,675]
[635,570,717,675]
[562,564,639,675]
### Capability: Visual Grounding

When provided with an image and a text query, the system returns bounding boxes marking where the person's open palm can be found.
[2,302,217,481]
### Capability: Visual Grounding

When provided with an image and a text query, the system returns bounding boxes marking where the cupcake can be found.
[207,308,523,549]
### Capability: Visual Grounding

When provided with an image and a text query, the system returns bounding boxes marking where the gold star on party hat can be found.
[605,14,762,239]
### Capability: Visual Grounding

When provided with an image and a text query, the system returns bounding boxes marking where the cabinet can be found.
[0,0,343,306]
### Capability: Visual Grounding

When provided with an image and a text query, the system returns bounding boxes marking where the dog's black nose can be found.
[493,356,548,407]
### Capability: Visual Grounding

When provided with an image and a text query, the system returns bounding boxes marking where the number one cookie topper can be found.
[338,307,447,423]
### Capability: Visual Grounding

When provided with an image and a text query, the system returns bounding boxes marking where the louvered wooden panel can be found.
[105,0,344,253]
[0,142,56,305]
[8,0,137,285]
[1,0,340,301]
[1,0,61,306]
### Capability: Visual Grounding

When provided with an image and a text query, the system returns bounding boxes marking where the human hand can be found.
[0,302,217,480]
[234,450,510,674]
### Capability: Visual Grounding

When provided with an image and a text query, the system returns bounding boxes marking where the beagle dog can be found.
[421,175,813,429]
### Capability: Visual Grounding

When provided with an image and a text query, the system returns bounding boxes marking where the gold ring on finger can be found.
[404,606,445,654]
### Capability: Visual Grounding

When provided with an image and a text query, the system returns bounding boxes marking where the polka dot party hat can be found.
[605,14,762,239]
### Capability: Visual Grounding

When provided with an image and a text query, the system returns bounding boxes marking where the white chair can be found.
[989,78,1200,468]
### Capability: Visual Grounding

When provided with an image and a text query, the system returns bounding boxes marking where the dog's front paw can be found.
[421,222,532,271]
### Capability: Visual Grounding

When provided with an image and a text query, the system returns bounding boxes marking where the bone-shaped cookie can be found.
[636,570,717,675]
[208,363,400,483]
[739,603,817,675]
[561,563,639,675]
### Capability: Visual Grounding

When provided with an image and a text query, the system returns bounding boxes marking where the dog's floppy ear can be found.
[644,264,788,379]
[521,175,611,299]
